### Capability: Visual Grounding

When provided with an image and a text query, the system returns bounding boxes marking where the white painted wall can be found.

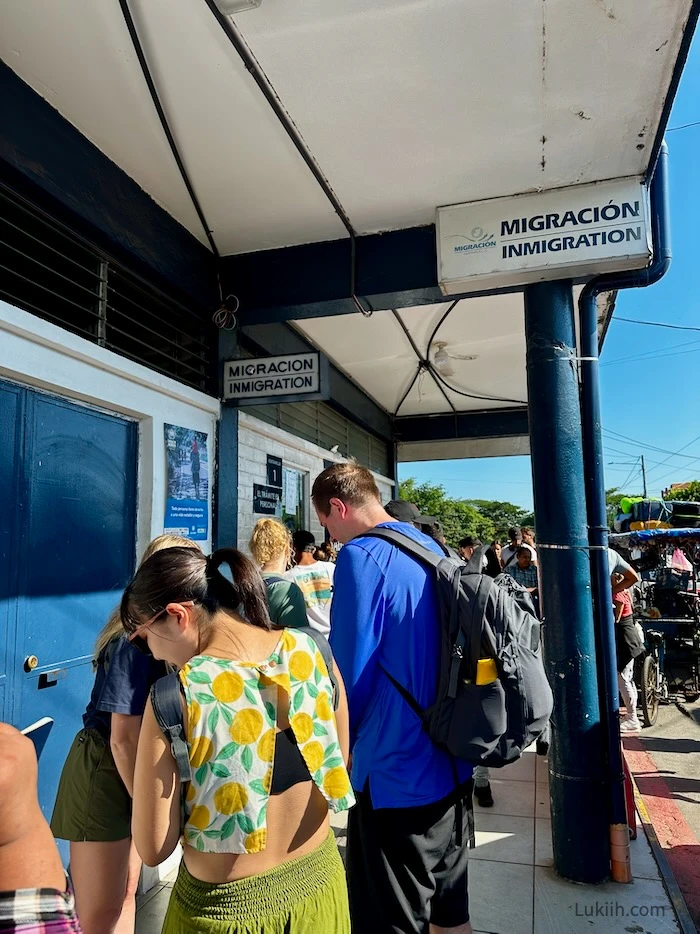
[0,300,220,558]
[0,300,220,891]
[237,411,394,551]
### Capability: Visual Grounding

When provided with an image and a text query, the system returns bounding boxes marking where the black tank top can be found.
[270,727,310,794]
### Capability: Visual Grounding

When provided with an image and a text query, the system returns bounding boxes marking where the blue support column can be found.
[524,280,609,883]
[214,329,238,550]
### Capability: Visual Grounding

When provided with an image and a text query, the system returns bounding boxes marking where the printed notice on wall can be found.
[284,468,298,513]
[164,424,209,541]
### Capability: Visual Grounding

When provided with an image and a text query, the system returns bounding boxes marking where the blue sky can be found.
[399,34,700,512]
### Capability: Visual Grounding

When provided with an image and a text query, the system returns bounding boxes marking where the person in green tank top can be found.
[249,518,308,628]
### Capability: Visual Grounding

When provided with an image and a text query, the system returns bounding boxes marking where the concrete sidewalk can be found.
[136,746,685,933]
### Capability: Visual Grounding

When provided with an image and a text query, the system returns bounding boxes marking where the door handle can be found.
[24,655,39,672]
[38,669,67,689]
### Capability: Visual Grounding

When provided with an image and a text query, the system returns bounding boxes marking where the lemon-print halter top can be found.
[179,628,354,854]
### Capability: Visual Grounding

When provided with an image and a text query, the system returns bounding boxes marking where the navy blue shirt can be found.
[330,522,473,808]
[83,635,166,739]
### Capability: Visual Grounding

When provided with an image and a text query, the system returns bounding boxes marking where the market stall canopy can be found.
[1,0,695,458]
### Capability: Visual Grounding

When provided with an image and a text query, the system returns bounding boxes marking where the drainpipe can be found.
[578,143,671,882]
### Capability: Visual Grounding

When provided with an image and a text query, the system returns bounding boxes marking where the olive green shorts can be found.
[162,830,350,933]
[51,728,131,842]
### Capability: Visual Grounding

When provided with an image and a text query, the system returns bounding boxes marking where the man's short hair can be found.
[508,526,522,540]
[458,536,480,549]
[516,546,531,557]
[293,529,316,553]
[312,462,381,516]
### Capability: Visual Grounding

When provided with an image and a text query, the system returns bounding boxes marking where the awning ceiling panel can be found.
[1,0,693,252]
[294,293,529,417]
[0,0,693,449]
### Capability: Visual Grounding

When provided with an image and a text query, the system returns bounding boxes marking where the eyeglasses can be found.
[126,608,167,656]
[125,601,195,656]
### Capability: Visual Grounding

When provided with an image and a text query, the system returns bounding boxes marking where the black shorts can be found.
[346,783,473,933]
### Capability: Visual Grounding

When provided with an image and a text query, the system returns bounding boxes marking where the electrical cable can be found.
[667,119,700,132]
[393,364,423,417]
[600,340,700,366]
[391,309,456,413]
[201,0,373,317]
[641,432,700,481]
[117,0,220,261]
[603,429,700,461]
[430,367,528,406]
[424,301,528,405]
[614,316,700,333]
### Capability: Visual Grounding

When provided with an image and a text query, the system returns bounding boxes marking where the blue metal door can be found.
[0,379,137,830]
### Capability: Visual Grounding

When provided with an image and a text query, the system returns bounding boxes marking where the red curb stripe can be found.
[623,738,700,927]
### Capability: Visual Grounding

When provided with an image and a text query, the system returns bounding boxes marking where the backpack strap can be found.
[361,527,444,567]
[150,672,192,783]
[263,575,288,587]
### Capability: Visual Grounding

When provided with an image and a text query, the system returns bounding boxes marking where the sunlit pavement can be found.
[136,745,685,933]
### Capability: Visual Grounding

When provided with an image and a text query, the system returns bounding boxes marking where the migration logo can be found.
[446,225,497,254]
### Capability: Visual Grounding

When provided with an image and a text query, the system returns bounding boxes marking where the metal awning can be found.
[0,0,695,458]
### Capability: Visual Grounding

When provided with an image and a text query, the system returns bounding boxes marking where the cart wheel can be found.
[641,655,660,727]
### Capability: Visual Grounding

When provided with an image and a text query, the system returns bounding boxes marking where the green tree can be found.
[466,499,531,541]
[397,479,496,545]
[666,481,700,502]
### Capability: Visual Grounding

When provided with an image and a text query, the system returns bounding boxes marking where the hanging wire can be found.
[212,294,239,330]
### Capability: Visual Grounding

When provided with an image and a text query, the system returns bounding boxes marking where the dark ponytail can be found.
[207,548,271,631]
[120,545,272,632]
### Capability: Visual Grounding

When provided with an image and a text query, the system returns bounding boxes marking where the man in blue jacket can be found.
[312,463,473,934]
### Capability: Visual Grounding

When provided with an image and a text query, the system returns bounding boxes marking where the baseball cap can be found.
[417,516,442,537]
[385,499,425,524]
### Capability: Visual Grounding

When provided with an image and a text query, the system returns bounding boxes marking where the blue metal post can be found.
[577,143,672,859]
[524,280,609,883]
[214,328,239,550]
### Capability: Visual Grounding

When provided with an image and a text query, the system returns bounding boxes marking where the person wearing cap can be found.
[286,529,335,636]
[384,499,424,526]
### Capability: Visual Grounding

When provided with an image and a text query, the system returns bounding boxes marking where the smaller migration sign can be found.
[223,352,329,405]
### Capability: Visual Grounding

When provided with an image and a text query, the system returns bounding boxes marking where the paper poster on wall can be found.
[164,424,209,541]
[284,468,298,513]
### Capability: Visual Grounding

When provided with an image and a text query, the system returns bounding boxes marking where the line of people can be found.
[1,467,642,933]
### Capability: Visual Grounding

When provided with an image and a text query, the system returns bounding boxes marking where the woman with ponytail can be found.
[51,535,200,934]
[121,547,352,933]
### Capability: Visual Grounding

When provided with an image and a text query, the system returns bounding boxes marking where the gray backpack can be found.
[363,528,553,767]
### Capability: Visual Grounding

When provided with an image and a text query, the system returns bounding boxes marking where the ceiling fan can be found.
[431,341,478,377]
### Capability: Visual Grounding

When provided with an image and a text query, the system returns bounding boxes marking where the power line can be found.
[643,433,700,481]
[603,429,700,462]
[667,119,700,132]
[614,316,700,333]
[602,338,700,367]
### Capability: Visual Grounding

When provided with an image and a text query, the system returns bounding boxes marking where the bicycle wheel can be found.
[641,655,660,727]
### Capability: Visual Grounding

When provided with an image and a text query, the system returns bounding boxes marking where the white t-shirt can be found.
[285,561,335,636]
[502,542,537,568]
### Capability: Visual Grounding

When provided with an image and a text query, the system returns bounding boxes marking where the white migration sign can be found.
[224,353,322,403]
[437,177,652,294]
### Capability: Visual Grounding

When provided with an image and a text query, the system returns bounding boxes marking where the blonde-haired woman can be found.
[51,535,200,934]
[249,518,308,628]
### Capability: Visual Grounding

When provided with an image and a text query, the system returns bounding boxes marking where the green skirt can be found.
[162,830,349,934]
[51,729,131,842]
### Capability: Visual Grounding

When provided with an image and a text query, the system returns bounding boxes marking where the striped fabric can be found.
[0,885,82,933]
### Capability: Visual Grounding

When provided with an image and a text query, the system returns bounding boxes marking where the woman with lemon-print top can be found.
[120,546,353,934]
